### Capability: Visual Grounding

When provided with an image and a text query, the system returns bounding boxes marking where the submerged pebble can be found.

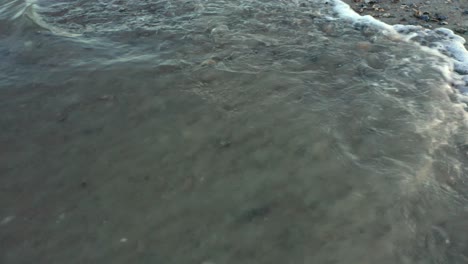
[0,216,15,226]
[356,41,372,51]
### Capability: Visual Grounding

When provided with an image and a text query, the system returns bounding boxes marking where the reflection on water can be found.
[1,0,468,263]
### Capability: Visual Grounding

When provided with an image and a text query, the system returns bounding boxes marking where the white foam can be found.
[331,0,468,103]
[331,0,394,32]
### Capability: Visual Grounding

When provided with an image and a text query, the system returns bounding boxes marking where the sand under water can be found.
[1,0,468,263]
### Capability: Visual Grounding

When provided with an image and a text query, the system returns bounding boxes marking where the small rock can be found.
[23,41,33,50]
[455,28,467,34]
[321,23,334,34]
[219,140,231,148]
[238,205,272,223]
[0,216,15,226]
[98,95,115,101]
[120,238,128,243]
[57,113,68,123]
[80,181,88,188]
[439,21,448,25]
[420,15,430,22]
[56,213,66,223]
[210,25,229,35]
[435,14,448,21]
[356,41,372,51]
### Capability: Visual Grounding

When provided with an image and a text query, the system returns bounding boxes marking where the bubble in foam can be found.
[330,0,394,32]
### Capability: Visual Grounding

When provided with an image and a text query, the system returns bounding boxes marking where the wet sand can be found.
[341,0,468,39]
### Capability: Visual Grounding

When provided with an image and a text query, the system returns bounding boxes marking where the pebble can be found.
[0,215,15,226]
[57,112,68,122]
[356,41,372,51]
[56,213,66,223]
[435,14,448,21]
[218,140,231,148]
[24,41,33,49]
[321,23,334,34]
[420,15,430,22]
[120,238,128,243]
[80,181,88,188]
[211,25,229,35]
[98,95,115,101]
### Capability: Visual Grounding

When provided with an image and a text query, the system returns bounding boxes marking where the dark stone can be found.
[463,10,468,15]
[57,113,68,122]
[435,14,448,21]
[80,181,88,188]
[237,205,272,223]
[420,15,430,22]
[455,28,467,34]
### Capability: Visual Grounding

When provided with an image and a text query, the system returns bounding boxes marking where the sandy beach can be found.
[341,0,468,40]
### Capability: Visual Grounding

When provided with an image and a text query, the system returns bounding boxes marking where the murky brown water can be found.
[1,0,468,263]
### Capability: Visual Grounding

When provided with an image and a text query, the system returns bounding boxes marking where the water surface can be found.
[1,0,468,263]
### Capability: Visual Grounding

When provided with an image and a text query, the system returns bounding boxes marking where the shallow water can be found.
[1,0,468,263]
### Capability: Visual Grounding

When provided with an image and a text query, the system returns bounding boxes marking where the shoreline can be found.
[340,0,468,43]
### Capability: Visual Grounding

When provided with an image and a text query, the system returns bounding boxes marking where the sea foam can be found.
[331,0,468,105]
